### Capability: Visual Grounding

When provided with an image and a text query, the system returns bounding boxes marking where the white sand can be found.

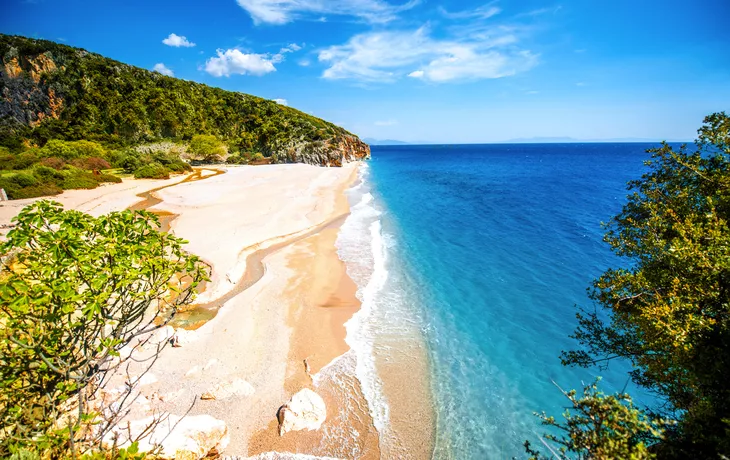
[0,173,190,237]
[1,163,372,456]
[156,164,356,302]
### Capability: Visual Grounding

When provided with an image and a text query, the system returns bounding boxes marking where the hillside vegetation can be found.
[0,34,369,167]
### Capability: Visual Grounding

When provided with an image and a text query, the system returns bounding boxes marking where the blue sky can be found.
[3,0,729,143]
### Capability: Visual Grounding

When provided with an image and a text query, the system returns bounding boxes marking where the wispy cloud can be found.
[235,0,419,25]
[438,4,501,20]
[272,43,303,63]
[319,25,537,83]
[273,98,288,105]
[375,119,398,126]
[162,33,196,47]
[204,49,276,77]
[152,63,174,76]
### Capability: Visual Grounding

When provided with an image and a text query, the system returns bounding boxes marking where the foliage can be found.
[526,379,671,460]
[133,163,169,179]
[0,201,208,457]
[189,134,226,160]
[556,113,730,457]
[0,140,123,199]
[0,34,356,157]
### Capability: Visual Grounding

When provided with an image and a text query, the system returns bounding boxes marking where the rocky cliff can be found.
[0,34,370,166]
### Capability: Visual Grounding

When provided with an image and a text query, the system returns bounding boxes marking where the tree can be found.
[553,113,730,457]
[0,201,208,457]
[188,134,227,162]
[525,380,671,460]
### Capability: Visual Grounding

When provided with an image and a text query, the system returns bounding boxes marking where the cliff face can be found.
[1,51,63,131]
[0,34,370,166]
[276,134,370,166]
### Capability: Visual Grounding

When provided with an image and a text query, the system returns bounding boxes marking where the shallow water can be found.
[347,143,673,458]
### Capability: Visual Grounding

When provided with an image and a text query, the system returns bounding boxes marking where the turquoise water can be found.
[352,143,670,458]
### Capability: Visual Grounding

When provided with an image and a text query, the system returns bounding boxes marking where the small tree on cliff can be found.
[529,112,730,458]
[0,201,208,457]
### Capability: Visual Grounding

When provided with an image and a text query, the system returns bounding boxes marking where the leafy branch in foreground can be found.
[0,201,208,457]
[525,379,671,460]
[529,112,730,458]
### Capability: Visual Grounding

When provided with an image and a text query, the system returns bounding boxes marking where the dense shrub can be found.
[119,154,141,173]
[10,172,38,188]
[71,156,112,170]
[40,156,66,170]
[39,139,80,159]
[0,151,40,170]
[32,164,65,184]
[11,183,63,199]
[133,163,169,179]
[189,135,227,159]
[39,140,107,160]
[0,202,207,457]
[98,173,122,183]
[60,169,101,190]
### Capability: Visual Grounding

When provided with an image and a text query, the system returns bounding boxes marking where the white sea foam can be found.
[329,164,393,450]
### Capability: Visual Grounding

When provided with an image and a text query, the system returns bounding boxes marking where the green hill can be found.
[0,34,369,166]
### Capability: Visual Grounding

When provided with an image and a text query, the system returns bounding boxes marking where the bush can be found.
[0,201,207,457]
[98,173,122,183]
[32,164,66,184]
[40,139,79,160]
[40,156,66,170]
[119,154,141,173]
[0,178,19,198]
[71,140,106,158]
[60,169,101,190]
[10,183,63,199]
[71,156,112,171]
[133,163,169,179]
[39,140,106,160]
[10,152,39,170]
[0,151,40,170]
[189,135,226,159]
[10,172,38,188]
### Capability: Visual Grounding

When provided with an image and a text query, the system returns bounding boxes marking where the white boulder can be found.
[277,388,327,436]
[103,414,229,459]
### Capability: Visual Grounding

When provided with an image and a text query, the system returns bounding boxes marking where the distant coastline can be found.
[365,137,691,146]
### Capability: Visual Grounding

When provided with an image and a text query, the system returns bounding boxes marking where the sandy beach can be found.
[0,163,435,458]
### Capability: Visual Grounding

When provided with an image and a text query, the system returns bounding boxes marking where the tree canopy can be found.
[0,201,208,457]
[530,112,730,458]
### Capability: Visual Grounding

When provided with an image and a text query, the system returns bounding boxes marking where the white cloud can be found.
[438,4,501,20]
[152,63,174,76]
[204,49,276,77]
[236,0,419,25]
[271,43,304,63]
[318,26,537,83]
[274,98,288,105]
[162,33,195,47]
[375,120,398,126]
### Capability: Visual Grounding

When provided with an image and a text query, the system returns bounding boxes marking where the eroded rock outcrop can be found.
[274,134,370,167]
[277,388,327,436]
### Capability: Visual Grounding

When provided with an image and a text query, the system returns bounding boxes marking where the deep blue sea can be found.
[341,143,674,459]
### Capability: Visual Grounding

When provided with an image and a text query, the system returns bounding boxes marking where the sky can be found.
[2,0,730,143]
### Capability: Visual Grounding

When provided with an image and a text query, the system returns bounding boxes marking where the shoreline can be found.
[0,162,437,458]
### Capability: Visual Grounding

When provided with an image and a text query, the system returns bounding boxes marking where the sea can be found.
[335,143,677,459]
